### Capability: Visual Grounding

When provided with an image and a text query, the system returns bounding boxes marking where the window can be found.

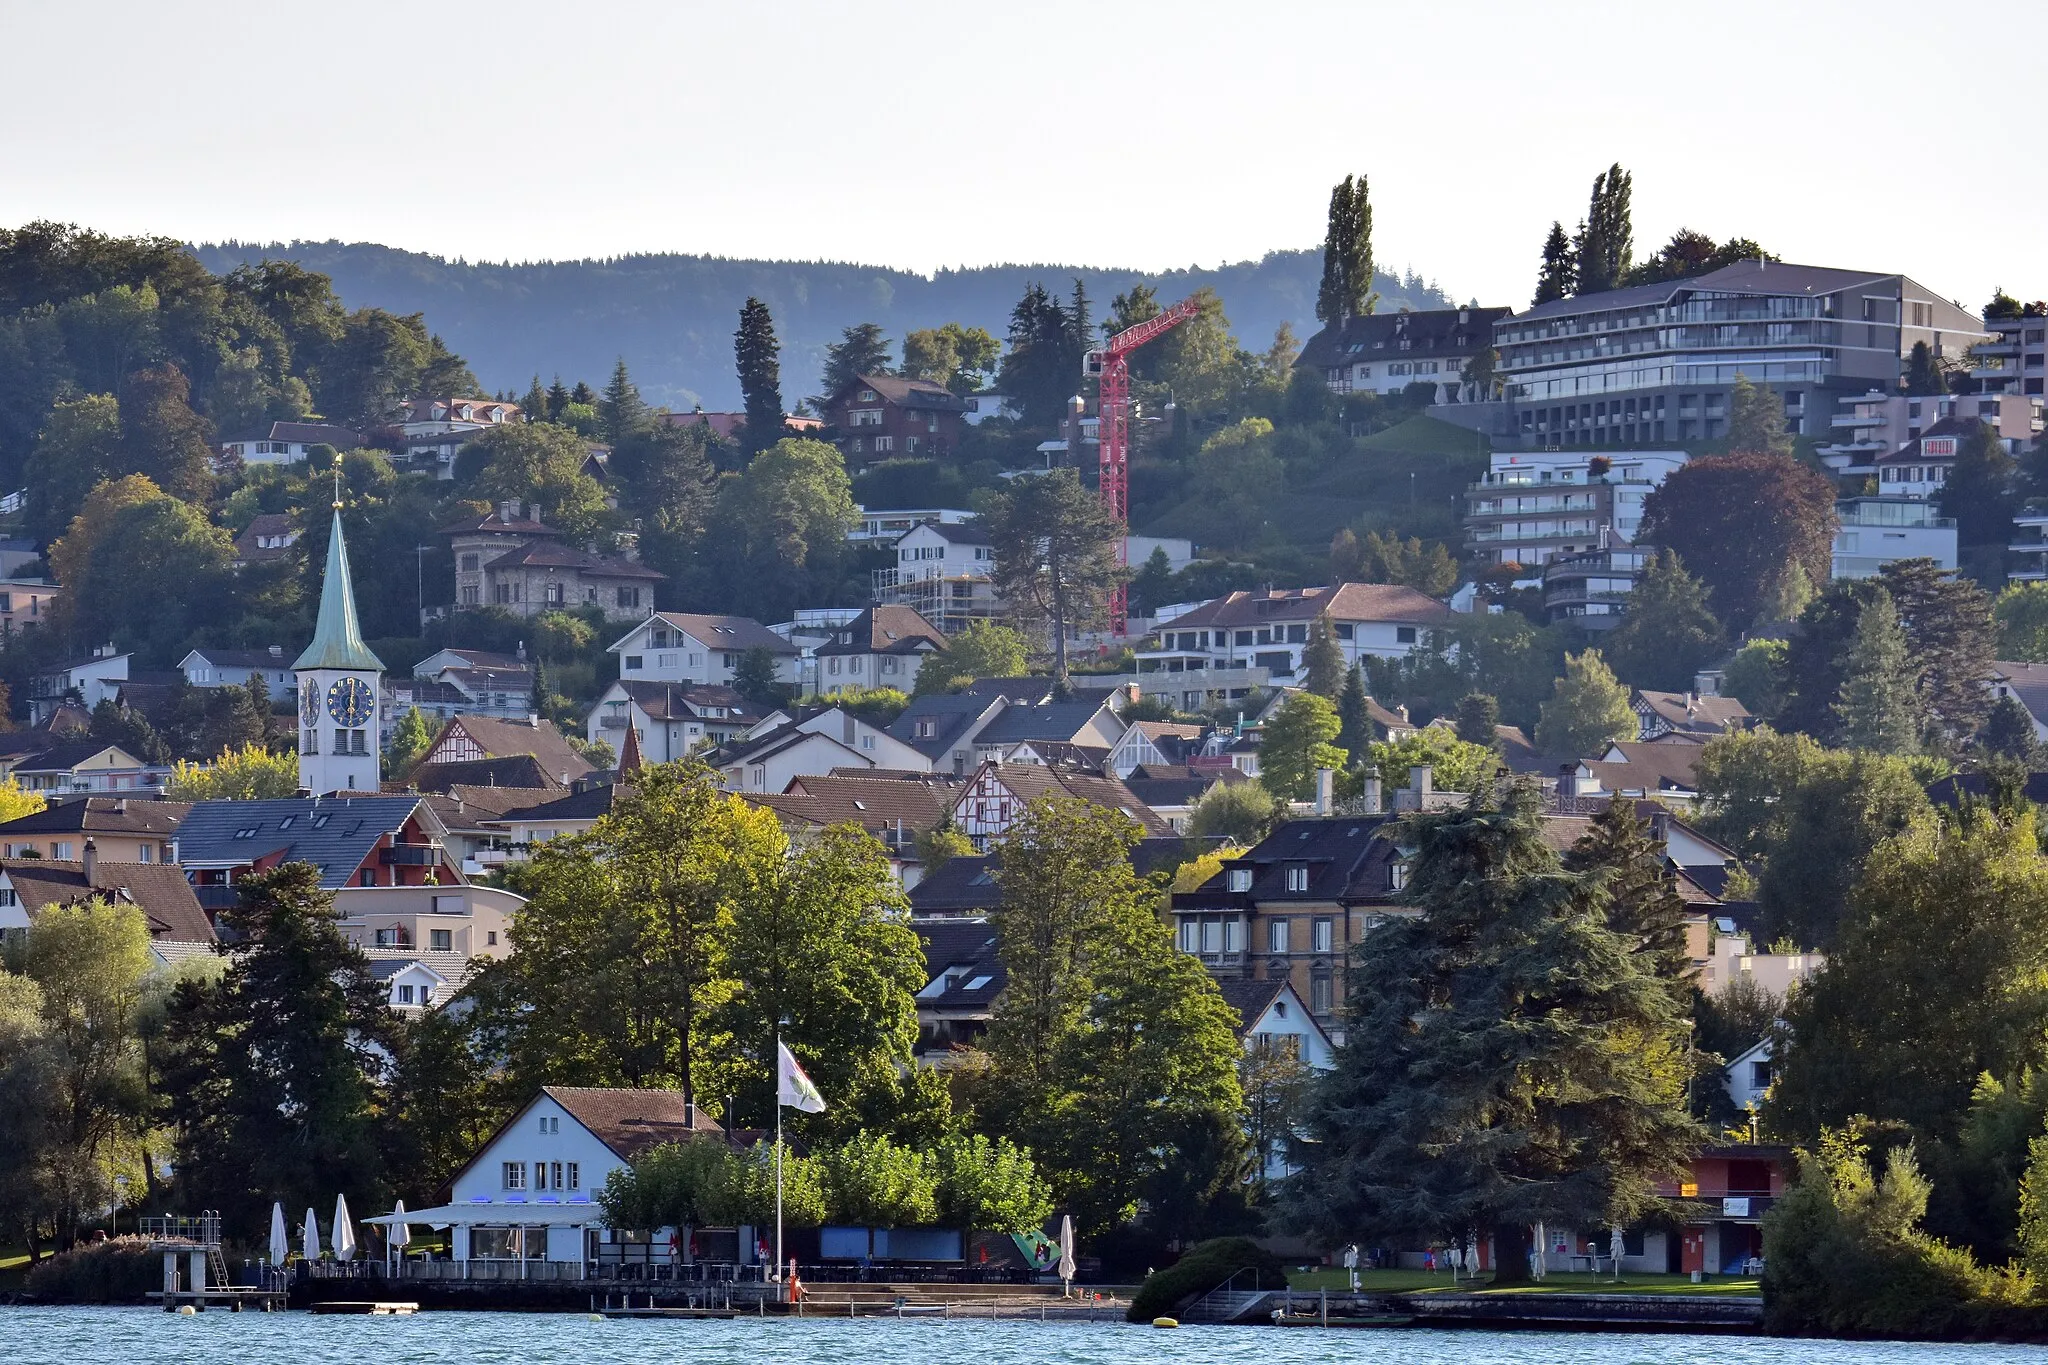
[302,729,319,755]
[487,931,498,946]
[459,554,480,572]
[1396,626,1417,644]
[1334,623,1354,640]
[359,869,375,887]
[1269,918,1289,953]
[1227,868,1252,892]
[1286,624,1308,644]
[1223,919,1243,952]
[137,845,151,863]
[625,655,643,670]
[617,586,641,609]
[1311,976,1333,1013]
[1234,630,1253,647]
[431,929,452,951]
[52,841,72,861]
[1179,920,1199,952]
[502,1161,526,1190]
[1312,918,1333,953]
[0,888,16,908]
[1200,920,1220,953]
[1284,864,1310,892]
[566,1162,580,1190]
[1751,1061,1772,1089]
[550,1161,564,1191]
[398,984,415,1004]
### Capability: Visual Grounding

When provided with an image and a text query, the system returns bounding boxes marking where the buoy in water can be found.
[588,1314,604,1322]
[1152,1316,1179,1328]
[177,1305,197,1316]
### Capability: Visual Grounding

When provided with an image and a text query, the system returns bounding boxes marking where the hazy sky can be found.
[6,0,2041,310]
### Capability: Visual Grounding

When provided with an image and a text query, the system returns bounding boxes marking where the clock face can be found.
[299,678,321,727]
[326,676,375,728]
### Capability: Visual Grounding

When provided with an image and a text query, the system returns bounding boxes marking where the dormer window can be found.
[1285,865,1310,893]
[1228,868,1252,893]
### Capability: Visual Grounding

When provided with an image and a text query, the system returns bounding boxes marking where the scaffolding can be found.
[870,566,1000,636]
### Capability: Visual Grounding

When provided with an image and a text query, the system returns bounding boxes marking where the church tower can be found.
[295,502,385,795]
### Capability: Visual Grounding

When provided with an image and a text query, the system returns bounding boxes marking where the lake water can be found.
[5,1308,2045,1365]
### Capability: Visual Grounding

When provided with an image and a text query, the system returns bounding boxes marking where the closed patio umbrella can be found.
[1610,1226,1626,1281]
[302,1207,321,1262]
[387,1200,411,1273]
[1056,1214,1075,1296]
[333,1193,358,1262]
[268,1203,288,1268]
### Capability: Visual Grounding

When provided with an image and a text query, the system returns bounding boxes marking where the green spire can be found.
[295,507,385,672]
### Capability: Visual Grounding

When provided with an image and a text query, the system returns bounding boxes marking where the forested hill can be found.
[187,241,1456,410]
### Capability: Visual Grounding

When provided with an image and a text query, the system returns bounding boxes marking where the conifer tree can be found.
[1572,164,1635,295]
[1535,650,1637,757]
[570,381,596,406]
[1288,787,1699,1281]
[599,358,649,446]
[1563,797,1693,984]
[1302,613,1345,699]
[735,298,785,455]
[1601,550,1724,694]
[1316,174,1377,326]
[521,374,548,423]
[1533,221,1576,305]
[1832,593,1920,755]
[1725,375,1794,458]
[545,376,571,417]
[1455,692,1501,750]
[1904,340,1949,396]
[819,323,893,402]
[1336,665,1371,759]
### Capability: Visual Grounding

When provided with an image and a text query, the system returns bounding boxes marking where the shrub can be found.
[1126,1235,1286,1322]
[23,1240,160,1303]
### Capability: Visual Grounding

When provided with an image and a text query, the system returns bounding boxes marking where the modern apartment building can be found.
[1817,390,2038,474]
[1830,498,1956,579]
[1494,261,1989,447]
[1541,546,1655,632]
[1464,450,1686,567]
[1975,308,2048,399]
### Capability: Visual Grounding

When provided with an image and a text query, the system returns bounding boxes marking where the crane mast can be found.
[1083,294,1203,636]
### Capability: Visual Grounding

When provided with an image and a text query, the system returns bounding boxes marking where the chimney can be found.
[113,797,127,815]
[1314,767,1335,816]
[1556,763,1575,799]
[1649,808,1672,845]
[498,499,519,522]
[1362,771,1383,815]
[683,1101,696,1130]
[82,837,97,882]
[1409,765,1433,801]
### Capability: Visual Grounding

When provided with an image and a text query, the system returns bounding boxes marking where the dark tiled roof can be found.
[610,680,765,726]
[1161,582,1450,632]
[544,1086,730,1161]
[1297,306,1514,370]
[961,677,1063,704]
[441,510,557,535]
[915,919,1006,1009]
[184,647,294,670]
[973,700,1114,746]
[904,521,992,546]
[1181,816,1400,904]
[907,856,1004,914]
[0,857,215,943]
[966,762,1172,836]
[409,755,566,793]
[1635,690,1751,734]
[769,771,959,832]
[833,373,973,414]
[176,795,434,890]
[1514,260,1912,324]
[633,612,794,654]
[886,693,1002,760]
[268,421,361,446]
[0,797,189,837]
[1214,978,1287,1037]
[1994,661,2048,722]
[498,782,624,824]
[485,540,665,579]
[816,605,948,656]
[12,741,144,774]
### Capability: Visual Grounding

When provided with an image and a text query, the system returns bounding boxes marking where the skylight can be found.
[965,975,993,992]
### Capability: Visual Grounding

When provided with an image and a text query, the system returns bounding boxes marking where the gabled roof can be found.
[408,755,568,795]
[617,612,795,655]
[1581,740,1706,795]
[295,511,386,673]
[887,692,1005,760]
[1161,582,1451,631]
[768,771,960,833]
[232,514,299,561]
[1875,415,1987,465]
[900,521,992,546]
[1635,689,1751,734]
[915,919,1006,1011]
[0,857,215,943]
[176,795,442,889]
[1123,765,1243,809]
[972,699,1118,746]
[607,680,766,726]
[10,741,147,774]
[832,373,973,414]
[1180,816,1401,905]
[716,726,864,772]
[542,1086,730,1161]
[1994,660,2048,722]
[0,797,189,837]
[497,781,624,825]
[181,646,294,671]
[431,715,594,782]
[484,540,665,579]
[815,605,948,656]
[421,647,527,672]
[1297,306,1514,370]
[440,509,557,536]
[267,421,362,447]
[907,856,1005,914]
[965,761,1171,836]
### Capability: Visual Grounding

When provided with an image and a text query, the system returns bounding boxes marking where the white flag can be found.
[777,1041,826,1113]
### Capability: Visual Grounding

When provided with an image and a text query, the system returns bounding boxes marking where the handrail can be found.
[1184,1265,1260,1320]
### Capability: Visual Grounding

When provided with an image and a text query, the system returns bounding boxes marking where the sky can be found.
[5,0,2042,311]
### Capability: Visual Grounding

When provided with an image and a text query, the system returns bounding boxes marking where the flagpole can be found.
[774,1021,783,1285]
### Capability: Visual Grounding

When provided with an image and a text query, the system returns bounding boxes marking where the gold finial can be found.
[331,464,343,511]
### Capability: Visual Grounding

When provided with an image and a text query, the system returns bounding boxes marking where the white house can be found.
[813,605,948,696]
[217,420,360,467]
[1219,979,1336,1181]
[1831,497,1957,579]
[1134,582,1452,693]
[28,646,130,726]
[609,612,799,688]
[585,681,771,758]
[848,507,977,543]
[871,524,999,634]
[1724,1038,1775,1114]
[716,705,931,793]
[1989,661,2048,738]
[363,1086,744,1272]
[179,646,296,694]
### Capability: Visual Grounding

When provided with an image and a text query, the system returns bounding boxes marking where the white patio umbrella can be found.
[1056,1214,1076,1296]
[333,1193,358,1262]
[387,1200,411,1273]
[302,1207,321,1262]
[1610,1226,1626,1281]
[1531,1221,1546,1282]
[268,1203,288,1267]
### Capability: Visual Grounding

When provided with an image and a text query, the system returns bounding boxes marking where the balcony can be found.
[380,842,444,867]
[598,714,629,730]
[1830,411,1885,429]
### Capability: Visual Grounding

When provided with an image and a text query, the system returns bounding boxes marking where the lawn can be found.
[1352,414,1493,459]
[1285,1267,1760,1297]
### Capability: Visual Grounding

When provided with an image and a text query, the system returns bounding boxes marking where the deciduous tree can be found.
[1572,164,1634,295]
[1316,174,1377,326]
[1259,692,1346,801]
[1534,649,1635,758]
[1637,451,1838,626]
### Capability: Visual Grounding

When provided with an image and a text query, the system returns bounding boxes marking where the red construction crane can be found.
[1083,293,1204,636]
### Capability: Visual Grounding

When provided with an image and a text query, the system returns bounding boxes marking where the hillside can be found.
[186,241,1456,411]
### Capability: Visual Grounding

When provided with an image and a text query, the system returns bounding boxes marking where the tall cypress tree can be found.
[1288,788,1700,1282]
[1573,163,1635,295]
[1302,613,1346,699]
[1832,593,1921,754]
[1336,665,1370,759]
[1316,174,1376,326]
[1533,221,1576,305]
[735,298,785,455]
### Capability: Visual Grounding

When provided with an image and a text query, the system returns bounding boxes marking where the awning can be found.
[365,1202,603,1227]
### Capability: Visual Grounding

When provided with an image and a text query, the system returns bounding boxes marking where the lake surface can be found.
[7,1308,2046,1365]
